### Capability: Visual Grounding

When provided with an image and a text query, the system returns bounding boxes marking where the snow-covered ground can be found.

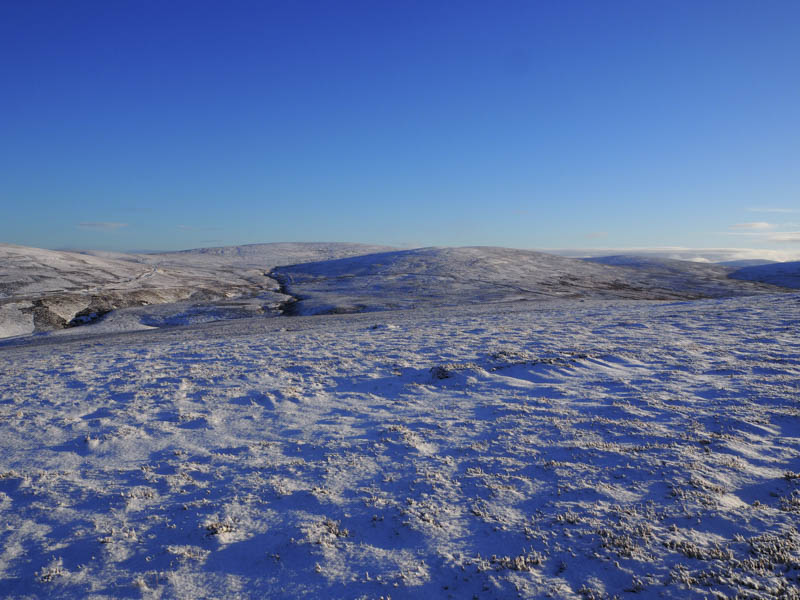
[1,292,798,599]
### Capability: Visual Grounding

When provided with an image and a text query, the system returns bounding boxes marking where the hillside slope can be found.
[729,261,800,289]
[273,247,785,315]
[0,243,393,338]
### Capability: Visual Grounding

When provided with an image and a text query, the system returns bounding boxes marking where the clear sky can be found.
[1,0,798,257]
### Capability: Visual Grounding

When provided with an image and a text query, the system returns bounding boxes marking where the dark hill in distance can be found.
[728,261,800,289]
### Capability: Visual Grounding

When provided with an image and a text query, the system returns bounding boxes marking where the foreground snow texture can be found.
[1,294,799,599]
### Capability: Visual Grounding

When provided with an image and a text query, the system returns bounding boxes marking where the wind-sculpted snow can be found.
[729,260,800,289]
[0,294,798,598]
[274,247,784,315]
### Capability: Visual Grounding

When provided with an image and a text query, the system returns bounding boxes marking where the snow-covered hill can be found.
[0,243,151,297]
[1,244,793,340]
[729,260,800,289]
[0,243,393,339]
[274,247,784,316]
[585,254,734,272]
[586,253,800,293]
[150,242,395,268]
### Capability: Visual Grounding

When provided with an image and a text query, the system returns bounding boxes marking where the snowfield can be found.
[1,290,799,599]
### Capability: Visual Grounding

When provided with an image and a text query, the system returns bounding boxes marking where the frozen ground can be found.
[1,292,798,599]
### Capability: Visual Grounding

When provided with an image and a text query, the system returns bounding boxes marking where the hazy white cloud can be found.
[729,222,773,230]
[766,231,800,243]
[77,222,128,231]
[748,207,800,213]
[724,225,800,244]
[546,246,800,262]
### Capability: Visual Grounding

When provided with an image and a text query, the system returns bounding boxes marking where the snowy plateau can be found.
[0,242,799,599]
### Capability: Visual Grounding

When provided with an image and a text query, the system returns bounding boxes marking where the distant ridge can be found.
[152,242,396,267]
[729,261,800,289]
[0,242,394,338]
[273,247,787,316]
[1,243,794,339]
[717,259,778,268]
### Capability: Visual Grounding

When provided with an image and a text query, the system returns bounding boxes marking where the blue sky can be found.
[1,0,798,256]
